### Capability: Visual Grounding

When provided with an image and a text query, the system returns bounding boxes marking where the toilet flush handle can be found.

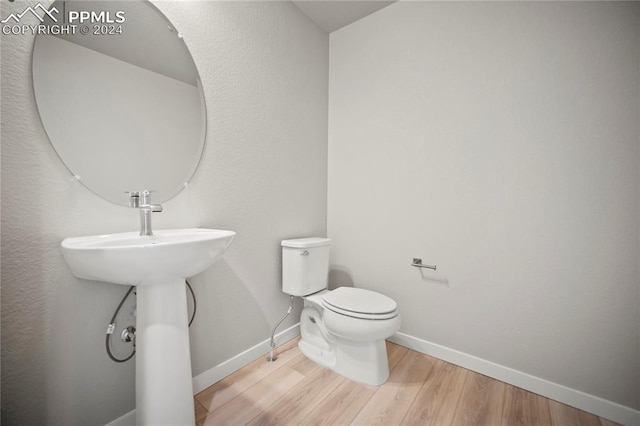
[300,250,309,256]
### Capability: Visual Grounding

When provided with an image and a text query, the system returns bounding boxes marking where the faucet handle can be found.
[126,190,161,212]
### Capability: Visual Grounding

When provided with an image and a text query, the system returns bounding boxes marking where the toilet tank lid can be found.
[281,237,331,248]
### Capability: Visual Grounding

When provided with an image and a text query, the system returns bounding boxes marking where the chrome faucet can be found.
[127,190,163,236]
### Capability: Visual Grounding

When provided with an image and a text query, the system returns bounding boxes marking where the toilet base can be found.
[299,339,336,369]
[333,337,390,386]
[298,336,390,386]
[298,303,396,386]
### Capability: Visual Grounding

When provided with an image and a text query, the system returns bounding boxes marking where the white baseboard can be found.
[388,332,640,426]
[105,323,301,426]
[105,410,136,426]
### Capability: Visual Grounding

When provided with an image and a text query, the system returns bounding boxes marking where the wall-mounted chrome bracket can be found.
[411,258,437,271]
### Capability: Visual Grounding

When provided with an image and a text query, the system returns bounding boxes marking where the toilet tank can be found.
[282,238,331,296]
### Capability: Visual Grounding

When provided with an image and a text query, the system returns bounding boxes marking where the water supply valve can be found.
[120,325,136,343]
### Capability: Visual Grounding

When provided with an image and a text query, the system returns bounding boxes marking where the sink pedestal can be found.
[136,279,195,425]
[61,228,235,426]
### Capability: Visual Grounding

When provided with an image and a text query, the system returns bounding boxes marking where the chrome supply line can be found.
[267,295,295,362]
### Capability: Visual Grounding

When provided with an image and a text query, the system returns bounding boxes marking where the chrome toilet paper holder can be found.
[411,258,436,271]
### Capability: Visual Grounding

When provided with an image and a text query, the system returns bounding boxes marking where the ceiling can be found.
[292,1,397,33]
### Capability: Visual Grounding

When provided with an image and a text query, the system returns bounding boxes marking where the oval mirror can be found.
[32,0,206,205]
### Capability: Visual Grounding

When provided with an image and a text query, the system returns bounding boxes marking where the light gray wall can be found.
[328,1,639,410]
[0,1,328,425]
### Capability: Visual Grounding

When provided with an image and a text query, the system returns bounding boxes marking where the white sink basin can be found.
[61,228,235,286]
[61,227,235,425]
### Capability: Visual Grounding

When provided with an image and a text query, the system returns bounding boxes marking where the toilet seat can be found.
[322,287,398,320]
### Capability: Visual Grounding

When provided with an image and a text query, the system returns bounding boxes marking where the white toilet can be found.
[282,237,401,386]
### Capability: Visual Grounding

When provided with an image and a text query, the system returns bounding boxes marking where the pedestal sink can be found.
[61,228,235,425]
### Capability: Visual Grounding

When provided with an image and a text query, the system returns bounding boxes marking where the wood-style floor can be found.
[194,337,620,426]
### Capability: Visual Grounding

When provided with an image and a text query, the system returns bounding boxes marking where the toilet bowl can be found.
[298,287,401,385]
[282,238,401,386]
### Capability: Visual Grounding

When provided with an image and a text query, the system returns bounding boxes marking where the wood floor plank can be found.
[198,366,305,426]
[403,359,468,425]
[245,366,347,425]
[299,376,376,425]
[195,337,300,412]
[351,349,435,425]
[549,399,602,426]
[288,351,321,377]
[194,338,618,426]
[451,370,505,426]
[548,399,580,425]
[502,384,551,426]
[386,341,409,371]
